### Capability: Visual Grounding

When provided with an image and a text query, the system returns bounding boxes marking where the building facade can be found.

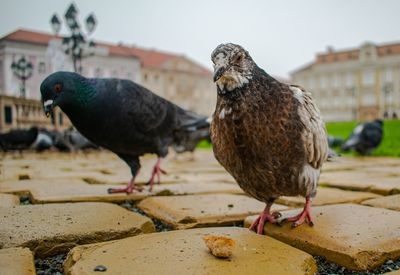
[291,42,400,121]
[0,29,214,131]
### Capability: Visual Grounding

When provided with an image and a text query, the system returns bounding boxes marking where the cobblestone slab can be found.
[1,178,243,203]
[0,178,88,196]
[320,171,400,195]
[361,194,400,211]
[276,187,380,207]
[138,194,288,229]
[0,202,154,257]
[244,204,400,270]
[64,227,317,275]
[152,182,243,196]
[0,193,20,207]
[0,247,36,275]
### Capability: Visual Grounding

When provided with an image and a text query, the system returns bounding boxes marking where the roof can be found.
[292,41,400,75]
[0,29,212,75]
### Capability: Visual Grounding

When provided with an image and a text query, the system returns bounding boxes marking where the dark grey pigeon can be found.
[40,71,208,193]
[341,119,383,155]
[0,127,38,153]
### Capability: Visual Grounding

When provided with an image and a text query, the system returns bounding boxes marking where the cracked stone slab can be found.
[0,178,88,196]
[276,187,380,207]
[1,179,243,203]
[0,202,154,257]
[137,194,288,229]
[320,171,400,195]
[0,247,36,275]
[64,227,317,275]
[244,204,400,271]
[361,194,400,211]
[30,182,243,204]
[0,193,20,207]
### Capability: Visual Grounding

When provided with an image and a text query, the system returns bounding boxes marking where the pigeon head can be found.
[40,71,87,117]
[211,43,254,92]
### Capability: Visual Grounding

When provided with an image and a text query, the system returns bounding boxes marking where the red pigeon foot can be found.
[146,157,167,191]
[249,203,280,234]
[107,177,143,194]
[283,197,314,228]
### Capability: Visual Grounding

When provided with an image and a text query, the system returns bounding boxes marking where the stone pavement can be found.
[0,150,400,274]
[0,247,36,275]
[64,227,317,275]
[0,202,154,257]
[137,194,288,229]
[244,204,400,271]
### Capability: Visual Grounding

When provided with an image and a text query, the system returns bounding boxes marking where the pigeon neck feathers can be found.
[217,66,276,102]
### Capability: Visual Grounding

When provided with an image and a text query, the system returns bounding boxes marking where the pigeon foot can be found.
[282,196,314,228]
[107,177,143,194]
[146,157,167,191]
[249,203,280,234]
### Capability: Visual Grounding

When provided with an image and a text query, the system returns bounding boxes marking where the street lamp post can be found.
[11,56,33,98]
[50,3,97,73]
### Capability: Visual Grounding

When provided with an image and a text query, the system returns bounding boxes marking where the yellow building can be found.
[291,42,400,121]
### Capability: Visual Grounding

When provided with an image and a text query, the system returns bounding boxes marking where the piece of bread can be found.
[203,235,235,258]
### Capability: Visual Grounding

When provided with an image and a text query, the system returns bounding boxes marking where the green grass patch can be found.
[326,120,400,157]
[196,139,212,149]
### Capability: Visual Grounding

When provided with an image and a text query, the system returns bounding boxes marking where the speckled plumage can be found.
[210,44,328,204]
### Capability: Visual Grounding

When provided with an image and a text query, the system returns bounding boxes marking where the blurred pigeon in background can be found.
[341,119,383,155]
[171,117,210,156]
[0,126,38,153]
[40,71,208,193]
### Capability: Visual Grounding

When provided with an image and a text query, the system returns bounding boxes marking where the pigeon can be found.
[32,128,54,152]
[0,127,38,152]
[171,117,210,155]
[210,43,329,234]
[341,119,383,155]
[63,127,98,151]
[40,71,207,193]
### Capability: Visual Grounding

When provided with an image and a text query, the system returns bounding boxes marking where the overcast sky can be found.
[1,0,399,78]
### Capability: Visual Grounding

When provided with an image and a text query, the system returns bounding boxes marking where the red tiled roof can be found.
[1,29,56,46]
[0,29,212,75]
[130,47,177,68]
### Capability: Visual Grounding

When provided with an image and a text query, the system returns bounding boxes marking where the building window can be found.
[362,92,376,106]
[320,76,328,89]
[59,113,63,126]
[4,106,12,124]
[332,74,340,88]
[345,73,354,87]
[38,62,46,74]
[383,68,393,83]
[362,69,374,86]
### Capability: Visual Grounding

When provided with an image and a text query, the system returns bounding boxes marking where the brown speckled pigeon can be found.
[210,43,329,234]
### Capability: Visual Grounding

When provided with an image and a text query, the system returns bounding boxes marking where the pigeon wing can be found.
[291,85,329,169]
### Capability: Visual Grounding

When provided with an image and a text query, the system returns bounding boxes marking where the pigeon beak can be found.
[213,66,226,82]
[43,99,54,118]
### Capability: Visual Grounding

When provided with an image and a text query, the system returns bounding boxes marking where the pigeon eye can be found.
[54,84,62,93]
[233,53,243,63]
